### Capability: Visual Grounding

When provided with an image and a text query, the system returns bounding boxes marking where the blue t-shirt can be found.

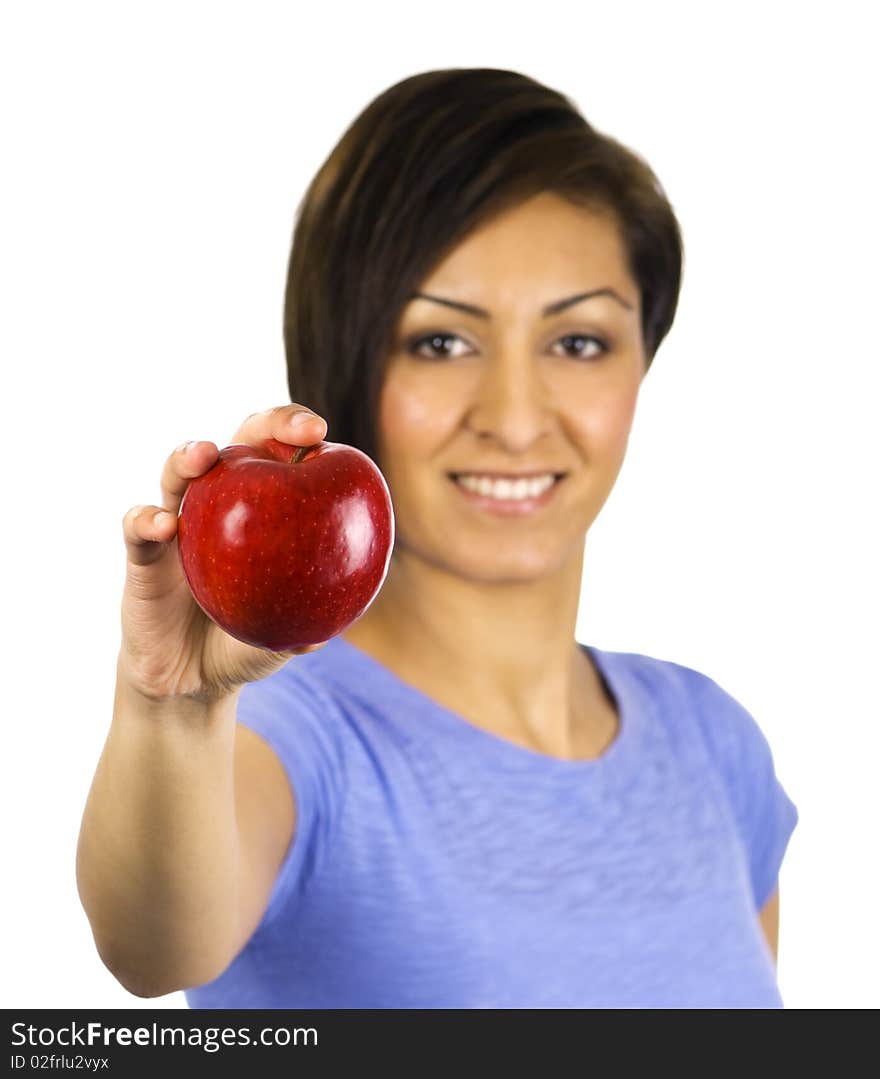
[184,636,798,1008]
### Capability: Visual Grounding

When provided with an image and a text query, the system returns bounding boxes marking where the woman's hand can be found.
[118,404,329,704]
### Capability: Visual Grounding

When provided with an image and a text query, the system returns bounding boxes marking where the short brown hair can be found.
[283,67,684,466]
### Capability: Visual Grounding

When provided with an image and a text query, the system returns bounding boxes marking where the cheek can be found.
[569,379,640,453]
[378,370,460,459]
[608,385,640,442]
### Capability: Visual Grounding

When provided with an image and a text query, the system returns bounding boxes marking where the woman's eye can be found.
[407,332,470,360]
[406,331,609,361]
[553,333,608,360]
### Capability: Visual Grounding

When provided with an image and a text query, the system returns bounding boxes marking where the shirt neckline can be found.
[318,634,646,781]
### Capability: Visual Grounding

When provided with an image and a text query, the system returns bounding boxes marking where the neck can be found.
[342,543,603,756]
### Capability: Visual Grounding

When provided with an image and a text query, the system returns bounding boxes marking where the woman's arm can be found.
[77,404,327,997]
[76,672,245,997]
[77,672,300,999]
[759,886,780,966]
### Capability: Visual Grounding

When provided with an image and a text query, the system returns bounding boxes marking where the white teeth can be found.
[454,474,557,500]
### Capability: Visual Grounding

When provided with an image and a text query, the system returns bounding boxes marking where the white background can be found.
[2,0,877,1009]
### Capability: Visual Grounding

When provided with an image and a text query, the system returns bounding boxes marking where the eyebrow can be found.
[408,287,634,318]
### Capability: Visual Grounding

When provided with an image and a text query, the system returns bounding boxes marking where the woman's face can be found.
[376,191,647,583]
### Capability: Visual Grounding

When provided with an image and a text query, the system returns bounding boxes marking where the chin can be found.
[442,541,572,583]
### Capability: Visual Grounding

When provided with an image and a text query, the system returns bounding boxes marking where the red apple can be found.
[177,437,394,651]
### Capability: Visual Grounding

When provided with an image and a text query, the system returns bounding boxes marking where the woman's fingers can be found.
[158,440,220,515]
[229,404,327,448]
[122,504,179,566]
[151,406,326,525]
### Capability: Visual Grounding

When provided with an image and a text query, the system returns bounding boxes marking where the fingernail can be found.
[176,440,194,454]
[291,412,321,429]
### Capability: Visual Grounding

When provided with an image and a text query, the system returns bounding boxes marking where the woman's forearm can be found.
[76,663,243,997]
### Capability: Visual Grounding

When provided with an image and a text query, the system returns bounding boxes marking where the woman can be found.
[77,67,798,1008]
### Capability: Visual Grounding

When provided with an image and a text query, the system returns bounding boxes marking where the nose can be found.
[465,351,554,451]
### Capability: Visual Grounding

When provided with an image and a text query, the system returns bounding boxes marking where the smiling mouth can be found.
[446,472,567,511]
[447,472,567,481]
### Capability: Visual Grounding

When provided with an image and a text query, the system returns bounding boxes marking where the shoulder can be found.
[603,645,768,765]
[650,655,778,782]
[231,651,356,930]
[235,646,351,745]
[234,654,353,814]
[605,647,798,910]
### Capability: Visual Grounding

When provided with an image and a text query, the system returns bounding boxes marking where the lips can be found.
[448,472,566,480]
[447,471,565,516]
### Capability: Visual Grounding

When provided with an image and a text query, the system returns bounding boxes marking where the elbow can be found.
[94,944,193,1000]
[107,953,228,999]
[81,901,234,998]
[111,964,201,1000]
[100,951,177,1000]
[119,977,175,1000]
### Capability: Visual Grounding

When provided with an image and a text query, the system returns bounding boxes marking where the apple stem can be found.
[291,445,313,464]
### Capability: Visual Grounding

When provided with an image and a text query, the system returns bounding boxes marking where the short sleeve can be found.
[690,671,799,911]
[235,662,347,931]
